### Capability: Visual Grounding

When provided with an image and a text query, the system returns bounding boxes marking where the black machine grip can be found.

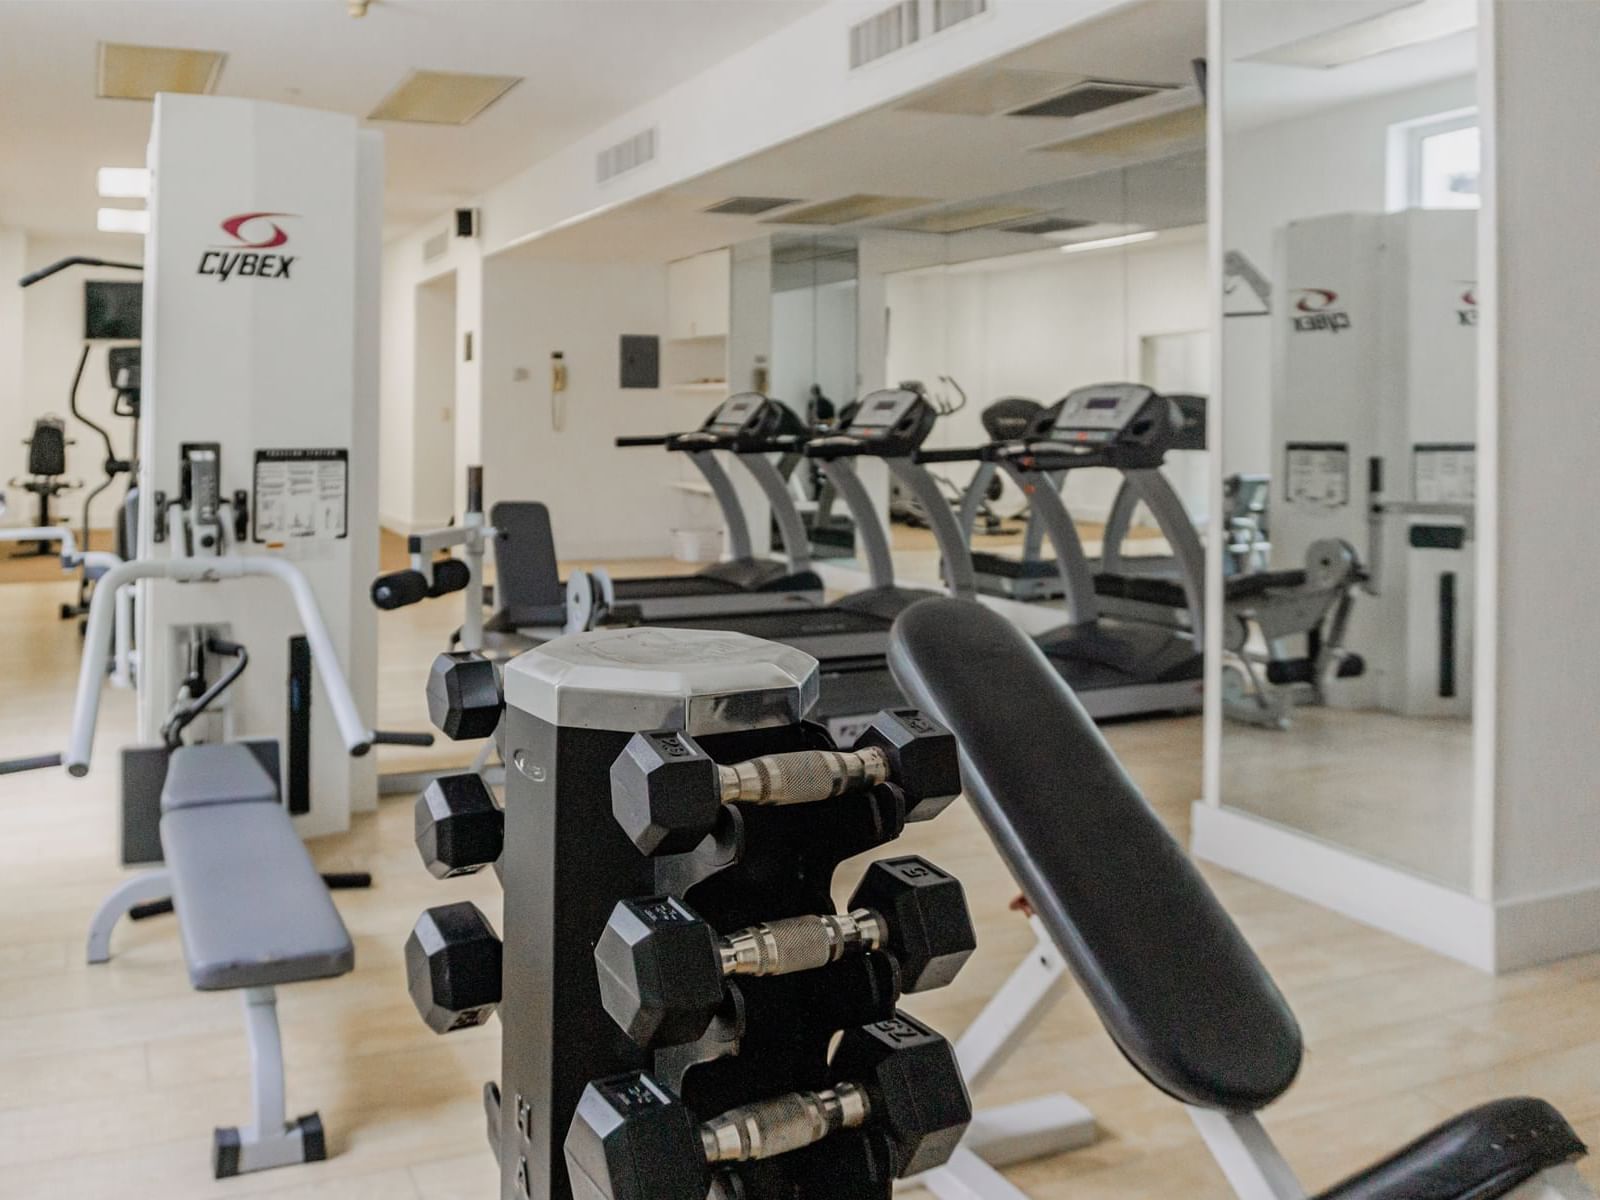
[19,255,142,288]
[428,558,471,597]
[614,435,673,448]
[371,569,430,610]
[743,435,807,453]
[803,438,867,460]
[1368,456,1384,497]
[0,753,63,775]
[370,730,437,748]
[915,447,986,464]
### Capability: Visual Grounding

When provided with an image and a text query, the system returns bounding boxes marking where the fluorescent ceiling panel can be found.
[97,43,225,101]
[1059,230,1157,254]
[703,197,803,216]
[1031,105,1205,157]
[1002,215,1094,236]
[1244,0,1475,69]
[766,194,935,226]
[97,167,150,199]
[368,70,522,125]
[97,207,149,234]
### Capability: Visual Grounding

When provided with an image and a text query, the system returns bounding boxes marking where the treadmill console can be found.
[1043,383,1182,454]
[703,393,769,436]
[690,392,807,450]
[839,387,936,452]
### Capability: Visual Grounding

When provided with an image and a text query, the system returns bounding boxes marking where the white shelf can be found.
[670,381,729,394]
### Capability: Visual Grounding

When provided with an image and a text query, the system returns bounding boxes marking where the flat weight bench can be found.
[888,598,1592,1200]
[86,742,354,1178]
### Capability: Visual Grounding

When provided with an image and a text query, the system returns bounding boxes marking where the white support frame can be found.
[84,868,172,963]
[900,916,1098,1198]
[223,985,319,1175]
[1187,1109,1307,1200]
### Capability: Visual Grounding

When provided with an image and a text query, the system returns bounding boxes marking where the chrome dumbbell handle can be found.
[717,908,885,977]
[716,746,891,806]
[700,1083,871,1164]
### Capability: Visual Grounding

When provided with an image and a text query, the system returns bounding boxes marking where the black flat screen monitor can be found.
[84,280,142,340]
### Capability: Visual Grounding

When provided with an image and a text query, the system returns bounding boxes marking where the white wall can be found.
[1223,74,1476,476]
[771,280,857,413]
[478,256,714,559]
[0,234,143,530]
[412,273,457,527]
[378,217,481,531]
[1484,1,1600,922]
[884,229,1209,521]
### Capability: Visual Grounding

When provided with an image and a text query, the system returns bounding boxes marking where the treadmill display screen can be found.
[708,396,760,431]
[1085,396,1120,410]
[852,389,919,435]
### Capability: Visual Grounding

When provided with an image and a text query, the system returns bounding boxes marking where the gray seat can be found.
[160,741,279,811]
[161,796,355,990]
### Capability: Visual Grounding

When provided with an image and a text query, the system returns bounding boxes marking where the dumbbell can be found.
[426,651,503,741]
[414,772,503,878]
[405,902,502,1034]
[564,1013,970,1200]
[610,709,960,856]
[594,856,974,1047]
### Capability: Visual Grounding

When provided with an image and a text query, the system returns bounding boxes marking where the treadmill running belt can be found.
[664,608,890,640]
[609,575,743,599]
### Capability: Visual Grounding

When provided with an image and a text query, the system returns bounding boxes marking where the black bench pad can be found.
[1314,1097,1585,1200]
[888,597,1303,1112]
[159,746,353,992]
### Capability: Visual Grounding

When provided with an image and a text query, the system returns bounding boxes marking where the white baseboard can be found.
[1494,881,1600,971]
[1191,802,1497,971]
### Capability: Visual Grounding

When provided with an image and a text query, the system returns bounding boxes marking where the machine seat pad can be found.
[1221,569,1311,602]
[160,792,354,992]
[1314,1097,1585,1200]
[887,598,1303,1112]
[160,742,279,812]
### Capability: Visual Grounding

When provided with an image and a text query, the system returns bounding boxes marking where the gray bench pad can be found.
[161,742,279,812]
[159,748,354,991]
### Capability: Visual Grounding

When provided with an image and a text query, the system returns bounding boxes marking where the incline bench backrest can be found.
[887,598,1304,1113]
[490,501,567,627]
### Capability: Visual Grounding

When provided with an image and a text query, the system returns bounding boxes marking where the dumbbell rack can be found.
[410,626,972,1200]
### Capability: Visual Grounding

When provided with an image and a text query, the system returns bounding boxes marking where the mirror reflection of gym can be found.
[1215,0,1481,890]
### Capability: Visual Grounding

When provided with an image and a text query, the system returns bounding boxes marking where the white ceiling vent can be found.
[933,0,988,33]
[1007,80,1175,120]
[597,127,658,185]
[422,230,449,263]
[850,1,920,69]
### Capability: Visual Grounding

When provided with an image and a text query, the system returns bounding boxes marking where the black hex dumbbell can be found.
[564,1012,970,1200]
[414,773,503,879]
[405,902,502,1034]
[426,651,503,741]
[610,709,960,856]
[594,856,975,1047]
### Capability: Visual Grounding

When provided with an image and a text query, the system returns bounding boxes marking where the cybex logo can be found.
[1457,281,1478,326]
[1291,287,1352,334]
[197,212,299,282]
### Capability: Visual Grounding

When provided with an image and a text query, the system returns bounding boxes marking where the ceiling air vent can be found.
[933,0,988,32]
[1008,80,1173,120]
[1002,215,1095,237]
[879,204,1044,235]
[767,194,934,226]
[597,127,658,184]
[97,42,226,100]
[850,0,920,69]
[703,197,802,216]
[422,231,449,263]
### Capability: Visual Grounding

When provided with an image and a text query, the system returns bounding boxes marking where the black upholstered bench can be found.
[889,598,1591,1200]
[86,742,354,1178]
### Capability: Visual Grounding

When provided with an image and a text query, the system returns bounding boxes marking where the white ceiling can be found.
[0,0,823,241]
[514,0,1209,264]
[1223,0,1476,128]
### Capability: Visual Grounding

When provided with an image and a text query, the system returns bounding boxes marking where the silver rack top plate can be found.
[502,627,820,734]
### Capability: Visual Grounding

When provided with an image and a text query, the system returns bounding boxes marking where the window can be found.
[1388,109,1481,211]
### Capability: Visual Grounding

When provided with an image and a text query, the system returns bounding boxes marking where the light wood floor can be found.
[1,569,1598,1200]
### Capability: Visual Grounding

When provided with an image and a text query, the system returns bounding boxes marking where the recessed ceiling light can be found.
[1244,0,1475,69]
[97,42,226,101]
[97,167,150,199]
[97,208,149,235]
[1058,231,1157,255]
[878,204,1045,235]
[1030,105,1205,157]
[765,195,935,226]
[368,70,522,125]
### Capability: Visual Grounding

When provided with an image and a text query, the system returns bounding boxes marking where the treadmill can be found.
[924,383,1205,719]
[659,385,979,738]
[607,393,825,619]
[961,393,1208,602]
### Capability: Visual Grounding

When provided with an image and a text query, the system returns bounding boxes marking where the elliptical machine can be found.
[17,255,143,622]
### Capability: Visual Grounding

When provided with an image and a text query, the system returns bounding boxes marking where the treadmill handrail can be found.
[615,434,673,448]
[915,446,986,464]
[803,435,870,459]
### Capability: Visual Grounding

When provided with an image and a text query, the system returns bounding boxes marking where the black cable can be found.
[161,638,250,749]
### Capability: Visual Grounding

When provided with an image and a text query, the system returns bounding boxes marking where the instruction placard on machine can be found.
[252,449,349,542]
[1413,443,1476,504]
[1284,442,1349,508]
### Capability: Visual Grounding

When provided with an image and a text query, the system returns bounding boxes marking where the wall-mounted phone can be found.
[551,350,568,432]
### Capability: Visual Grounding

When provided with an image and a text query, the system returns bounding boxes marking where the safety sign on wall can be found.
[1413,443,1476,505]
[252,448,349,542]
[1284,442,1350,508]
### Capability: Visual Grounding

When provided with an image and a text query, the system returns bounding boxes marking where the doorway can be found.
[414,273,458,526]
